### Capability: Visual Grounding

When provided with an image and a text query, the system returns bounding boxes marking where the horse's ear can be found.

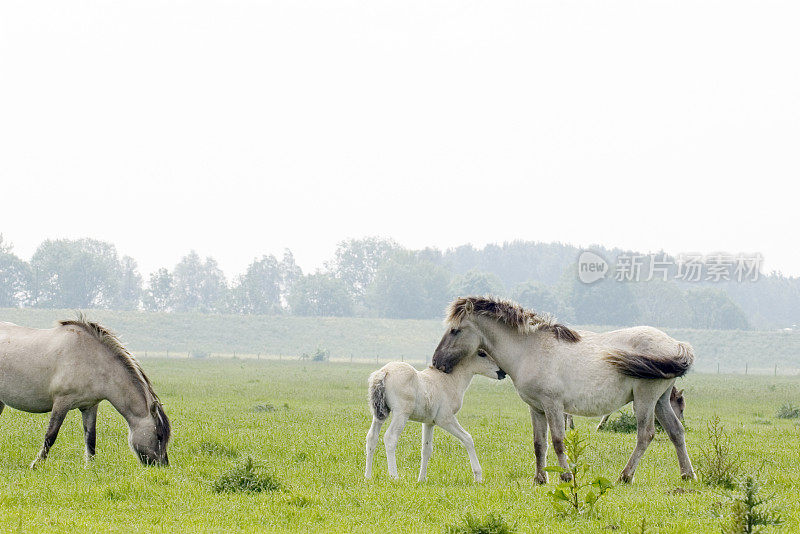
[150,402,159,418]
[677,389,684,397]
[670,387,677,399]
[464,299,474,315]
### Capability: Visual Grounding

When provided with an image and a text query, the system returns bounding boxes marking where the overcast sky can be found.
[1,1,797,279]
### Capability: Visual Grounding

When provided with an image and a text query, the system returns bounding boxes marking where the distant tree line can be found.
[1,234,798,330]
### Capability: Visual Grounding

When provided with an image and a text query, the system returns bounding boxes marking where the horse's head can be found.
[458,349,506,380]
[129,401,171,466]
[670,387,686,420]
[432,306,486,374]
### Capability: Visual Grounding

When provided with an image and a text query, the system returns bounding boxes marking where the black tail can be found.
[367,369,390,420]
[605,342,694,379]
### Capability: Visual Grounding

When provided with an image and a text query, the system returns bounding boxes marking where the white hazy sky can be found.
[1,1,798,279]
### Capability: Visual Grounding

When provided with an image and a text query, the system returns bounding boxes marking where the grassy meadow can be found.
[1,359,799,533]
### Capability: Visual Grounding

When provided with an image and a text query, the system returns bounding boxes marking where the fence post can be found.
[745,363,748,375]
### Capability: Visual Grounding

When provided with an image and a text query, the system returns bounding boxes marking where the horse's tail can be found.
[367,369,390,421]
[604,342,694,379]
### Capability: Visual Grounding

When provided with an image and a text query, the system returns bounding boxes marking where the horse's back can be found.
[592,326,688,356]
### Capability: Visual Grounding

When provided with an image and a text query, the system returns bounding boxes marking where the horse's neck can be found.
[476,316,549,380]
[103,368,151,428]
[447,365,475,395]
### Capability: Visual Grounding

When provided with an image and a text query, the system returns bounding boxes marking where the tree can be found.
[0,235,31,307]
[512,280,561,315]
[171,251,228,313]
[115,256,142,310]
[367,254,451,319]
[328,237,399,300]
[449,269,504,297]
[143,268,174,312]
[287,273,352,317]
[232,255,283,315]
[30,238,122,308]
[685,288,750,330]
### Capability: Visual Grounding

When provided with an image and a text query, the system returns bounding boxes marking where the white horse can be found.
[0,315,170,467]
[432,297,695,484]
[364,351,506,482]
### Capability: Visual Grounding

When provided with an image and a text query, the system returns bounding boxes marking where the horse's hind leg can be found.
[618,387,659,483]
[382,412,409,479]
[597,414,610,431]
[417,423,434,482]
[364,416,384,479]
[30,399,70,469]
[81,404,99,464]
[655,389,695,480]
[0,401,4,416]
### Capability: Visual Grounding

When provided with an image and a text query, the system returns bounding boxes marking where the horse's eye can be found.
[478,350,487,358]
[450,328,461,335]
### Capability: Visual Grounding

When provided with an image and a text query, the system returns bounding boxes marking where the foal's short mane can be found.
[446,296,581,343]
[58,313,171,440]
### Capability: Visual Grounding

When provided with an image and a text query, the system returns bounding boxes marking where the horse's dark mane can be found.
[58,313,171,442]
[446,296,581,343]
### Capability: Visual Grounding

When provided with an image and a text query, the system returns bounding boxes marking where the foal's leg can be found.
[654,389,695,480]
[417,423,434,482]
[530,407,549,484]
[438,417,483,482]
[544,407,573,481]
[30,399,71,469]
[364,417,384,479]
[382,412,409,479]
[597,414,610,430]
[81,404,99,463]
[618,388,659,483]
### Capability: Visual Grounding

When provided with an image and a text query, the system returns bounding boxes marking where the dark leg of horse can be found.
[619,391,658,483]
[0,401,4,416]
[564,414,574,430]
[81,404,99,462]
[30,400,70,469]
[530,407,549,484]
[654,390,695,479]
[544,408,572,481]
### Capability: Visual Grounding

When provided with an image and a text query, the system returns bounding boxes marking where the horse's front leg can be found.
[544,407,572,482]
[30,399,71,469]
[619,392,658,483]
[81,404,98,464]
[438,417,482,482]
[529,407,549,484]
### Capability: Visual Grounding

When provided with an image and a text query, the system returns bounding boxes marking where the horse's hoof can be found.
[681,471,696,480]
[618,473,633,484]
[534,472,548,485]
[560,471,573,482]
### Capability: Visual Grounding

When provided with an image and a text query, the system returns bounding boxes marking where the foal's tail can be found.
[605,342,695,379]
[367,369,390,421]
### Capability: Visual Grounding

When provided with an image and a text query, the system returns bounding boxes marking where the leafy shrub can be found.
[212,457,282,493]
[698,416,741,489]
[312,347,330,362]
[445,513,516,534]
[775,403,800,419]
[721,476,782,533]
[198,440,239,458]
[545,429,613,516]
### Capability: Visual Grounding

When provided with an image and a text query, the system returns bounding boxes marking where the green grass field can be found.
[1,359,798,533]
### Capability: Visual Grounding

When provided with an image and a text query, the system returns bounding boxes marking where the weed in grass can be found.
[198,440,239,458]
[212,457,282,493]
[775,403,800,419]
[698,416,741,490]
[444,512,516,534]
[600,411,638,433]
[252,403,276,412]
[721,476,782,533]
[545,429,614,517]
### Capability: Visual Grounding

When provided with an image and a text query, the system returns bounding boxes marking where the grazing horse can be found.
[365,351,506,482]
[432,297,695,484]
[0,315,171,467]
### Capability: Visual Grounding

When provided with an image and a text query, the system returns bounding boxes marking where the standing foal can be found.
[364,351,505,482]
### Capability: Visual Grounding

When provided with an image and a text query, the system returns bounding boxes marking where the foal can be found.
[364,351,505,482]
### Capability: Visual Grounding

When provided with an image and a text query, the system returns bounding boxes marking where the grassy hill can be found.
[1,308,798,373]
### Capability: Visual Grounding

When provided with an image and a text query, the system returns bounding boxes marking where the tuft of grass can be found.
[198,440,239,458]
[252,403,276,412]
[698,416,741,490]
[212,457,282,493]
[445,513,516,534]
[600,411,638,433]
[775,403,800,419]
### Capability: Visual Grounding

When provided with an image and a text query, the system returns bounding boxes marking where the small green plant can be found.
[444,512,516,534]
[601,411,638,433]
[698,416,741,489]
[312,347,330,362]
[545,429,614,516]
[775,403,800,419]
[212,457,282,493]
[721,476,782,533]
